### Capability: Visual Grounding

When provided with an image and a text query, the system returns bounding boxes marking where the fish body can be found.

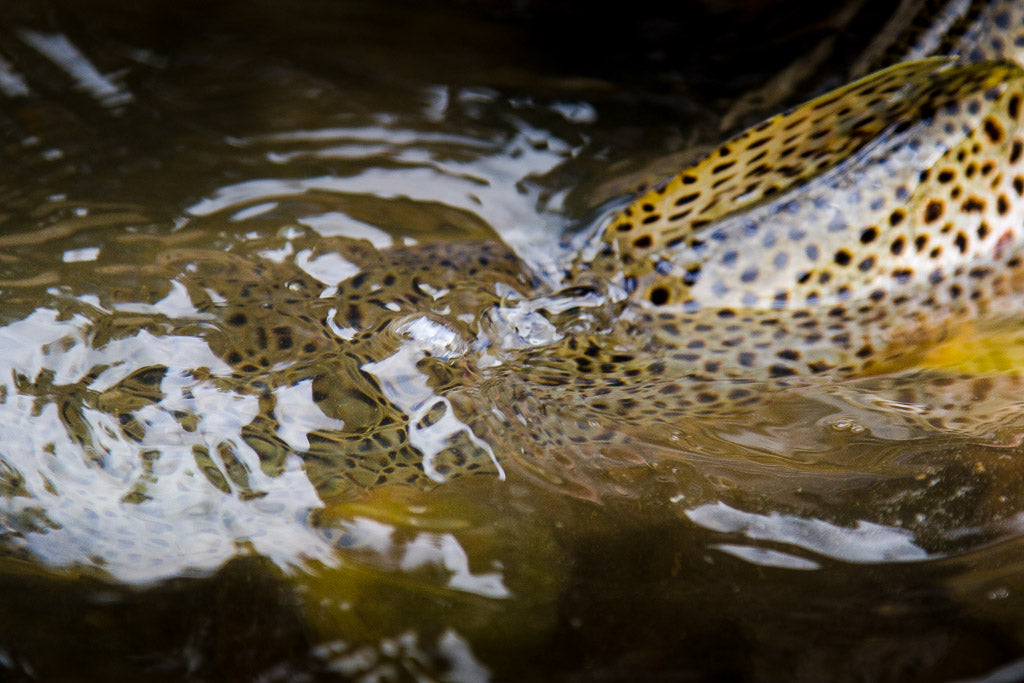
[441,0,1024,486]
[581,58,1024,381]
[7,0,1024,518]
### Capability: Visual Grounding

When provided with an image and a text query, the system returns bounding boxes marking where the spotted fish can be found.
[579,57,1024,378]
[8,0,1024,513]
[446,0,1024,486]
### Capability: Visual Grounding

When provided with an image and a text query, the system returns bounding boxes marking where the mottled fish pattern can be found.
[451,0,1024,489]
[11,0,1024,503]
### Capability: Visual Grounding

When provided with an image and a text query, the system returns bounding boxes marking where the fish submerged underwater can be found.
[5,0,1024,679]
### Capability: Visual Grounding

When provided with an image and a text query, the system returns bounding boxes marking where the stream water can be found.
[2,1,1024,680]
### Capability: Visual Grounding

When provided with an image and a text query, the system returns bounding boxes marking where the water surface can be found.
[2,1,1024,680]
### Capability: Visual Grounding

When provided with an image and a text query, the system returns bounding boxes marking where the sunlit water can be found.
[2,2,1024,680]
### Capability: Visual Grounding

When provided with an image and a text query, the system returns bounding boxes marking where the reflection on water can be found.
[2,0,1024,680]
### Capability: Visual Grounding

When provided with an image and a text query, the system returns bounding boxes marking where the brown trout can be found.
[2,0,1024,576]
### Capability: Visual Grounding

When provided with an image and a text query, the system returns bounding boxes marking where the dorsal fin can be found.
[853,0,1024,76]
[603,58,952,276]
[950,0,1024,67]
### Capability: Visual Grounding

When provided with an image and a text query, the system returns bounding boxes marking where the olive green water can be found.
[3,1,1024,680]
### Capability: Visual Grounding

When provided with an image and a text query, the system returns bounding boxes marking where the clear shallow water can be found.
[3,1,1024,680]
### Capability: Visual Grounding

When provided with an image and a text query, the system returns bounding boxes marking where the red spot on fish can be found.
[994,230,1015,260]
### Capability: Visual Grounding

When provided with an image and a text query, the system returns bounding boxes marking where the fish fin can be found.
[915,320,1024,375]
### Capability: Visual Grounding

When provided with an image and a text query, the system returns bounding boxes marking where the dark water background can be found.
[2,1,1024,680]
